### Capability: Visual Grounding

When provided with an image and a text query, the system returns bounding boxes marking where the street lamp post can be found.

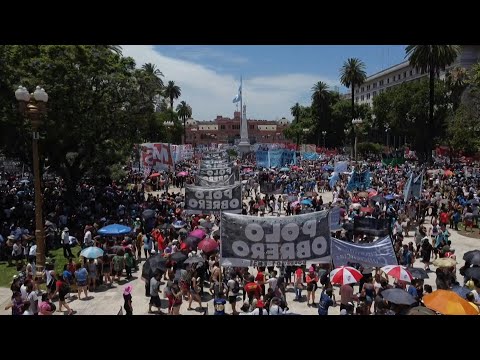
[15,86,48,273]
[385,124,390,149]
[321,131,327,148]
[344,128,350,155]
[352,118,363,162]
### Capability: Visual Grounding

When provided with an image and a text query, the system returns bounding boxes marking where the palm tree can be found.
[164,81,182,110]
[406,45,460,161]
[290,102,301,148]
[164,80,182,123]
[311,81,331,146]
[176,101,193,144]
[339,58,367,121]
[142,63,164,88]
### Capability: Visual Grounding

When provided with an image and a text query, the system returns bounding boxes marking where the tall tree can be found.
[176,100,192,144]
[164,80,181,123]
[405,45,460,161]
[142,62,164,88]
[164,80,181,110]
[311,81,331,146]
[0,45,158,201]
[290,102,301,148]
[339,58,367,121]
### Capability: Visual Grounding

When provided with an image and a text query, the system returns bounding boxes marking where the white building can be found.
[348,45,480,107]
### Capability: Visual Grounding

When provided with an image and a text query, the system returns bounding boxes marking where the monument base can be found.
[238,140,251,155]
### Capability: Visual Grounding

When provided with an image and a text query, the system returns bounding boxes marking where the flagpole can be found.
[240,75,243,136]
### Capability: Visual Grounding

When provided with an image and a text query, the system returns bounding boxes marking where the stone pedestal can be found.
[238,140,251,155]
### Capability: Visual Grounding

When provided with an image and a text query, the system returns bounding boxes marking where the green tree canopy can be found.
[0,45,168,199]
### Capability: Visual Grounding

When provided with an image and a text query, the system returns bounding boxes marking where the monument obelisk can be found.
[237,78,250,155]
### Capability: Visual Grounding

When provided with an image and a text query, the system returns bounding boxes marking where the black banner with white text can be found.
[220,210,331,267]
[185,183,242,214]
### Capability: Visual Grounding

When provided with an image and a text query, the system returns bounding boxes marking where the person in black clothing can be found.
[123,285,133,315]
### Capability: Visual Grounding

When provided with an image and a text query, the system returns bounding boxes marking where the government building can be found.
[184,111,290,146]
[350,45,480,107]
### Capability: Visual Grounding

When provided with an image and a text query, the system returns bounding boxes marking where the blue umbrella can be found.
[80,246,104,259]
[279,167,290,172]
[98,224,132,236]
[301,199,313,206]
[384,194,396,201]
[172,220,186,229]
[322,165,334,171]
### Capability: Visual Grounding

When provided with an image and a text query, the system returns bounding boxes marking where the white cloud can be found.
[167,46,249,65]
[122,45,339,121]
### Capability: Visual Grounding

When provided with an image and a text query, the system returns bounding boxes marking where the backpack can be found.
[232,280,240,294]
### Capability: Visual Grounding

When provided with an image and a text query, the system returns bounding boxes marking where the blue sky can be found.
[122,45,407,121]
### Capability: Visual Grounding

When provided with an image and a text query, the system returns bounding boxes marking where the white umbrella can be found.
[380,265,413,283]
[329,266,363,285]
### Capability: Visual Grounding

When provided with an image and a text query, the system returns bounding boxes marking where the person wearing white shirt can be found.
[267,271,278,292]
[28,244,37,264]
[269,304,284,315]
[20,283,28,301]
[84,229,93,247]
[61,228,73,258]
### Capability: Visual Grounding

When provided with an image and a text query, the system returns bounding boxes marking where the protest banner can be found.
[220,211,331,267]
[140,143,174,171]
[185,183,242,214]
[331,236,397,268]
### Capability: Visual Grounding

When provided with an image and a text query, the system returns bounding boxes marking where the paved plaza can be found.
[1,188,478,316]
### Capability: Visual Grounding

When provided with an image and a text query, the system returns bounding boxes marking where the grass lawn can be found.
[0,245,82,288]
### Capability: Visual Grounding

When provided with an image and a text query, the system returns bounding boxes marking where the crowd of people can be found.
[2,148,480,315]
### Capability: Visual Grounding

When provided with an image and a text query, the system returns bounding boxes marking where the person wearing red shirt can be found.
[244,275,261,303]
[306,267,319,306]
[255,268,266,296]
[439,210,449,227]
[294,266,304,301]
[54,277,74,315]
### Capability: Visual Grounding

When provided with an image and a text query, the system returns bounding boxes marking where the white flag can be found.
[232,84,242,103]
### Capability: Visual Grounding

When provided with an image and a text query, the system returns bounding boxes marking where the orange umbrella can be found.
[423,290,479,315]
[444,170,454,177]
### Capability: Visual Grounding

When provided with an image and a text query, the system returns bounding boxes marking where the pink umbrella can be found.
[244,168,253,173]
[290,201,300,208]
[198,238,219,253]
[177,171,188,177]
[189,229,206,239]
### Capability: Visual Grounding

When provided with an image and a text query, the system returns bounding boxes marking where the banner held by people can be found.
[185,183,242,214]
[220,210,331,267]
[331,236,398,268]
[195,173,236,186]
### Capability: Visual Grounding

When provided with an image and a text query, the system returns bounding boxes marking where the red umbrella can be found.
[329,266,363,285]
[198,238,219,253]
[368,190,378,198]
[360,206,373,213]
[150,173,161,178]
[381,265,413,283]
[177,171,188,177]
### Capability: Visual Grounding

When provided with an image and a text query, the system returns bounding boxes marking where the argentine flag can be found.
[232,84,242,103]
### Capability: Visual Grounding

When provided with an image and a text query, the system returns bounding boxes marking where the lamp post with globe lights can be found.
[15,85,48,273]
[351,118,363,161]
[322,131,327,148]
[385,124,390,150]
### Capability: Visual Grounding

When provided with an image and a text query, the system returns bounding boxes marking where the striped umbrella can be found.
[329,266,363,285]
[380,265,413,283]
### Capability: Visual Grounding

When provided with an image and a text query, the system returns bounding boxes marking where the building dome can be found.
[278,117,289,126]
[185,118,197,126]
